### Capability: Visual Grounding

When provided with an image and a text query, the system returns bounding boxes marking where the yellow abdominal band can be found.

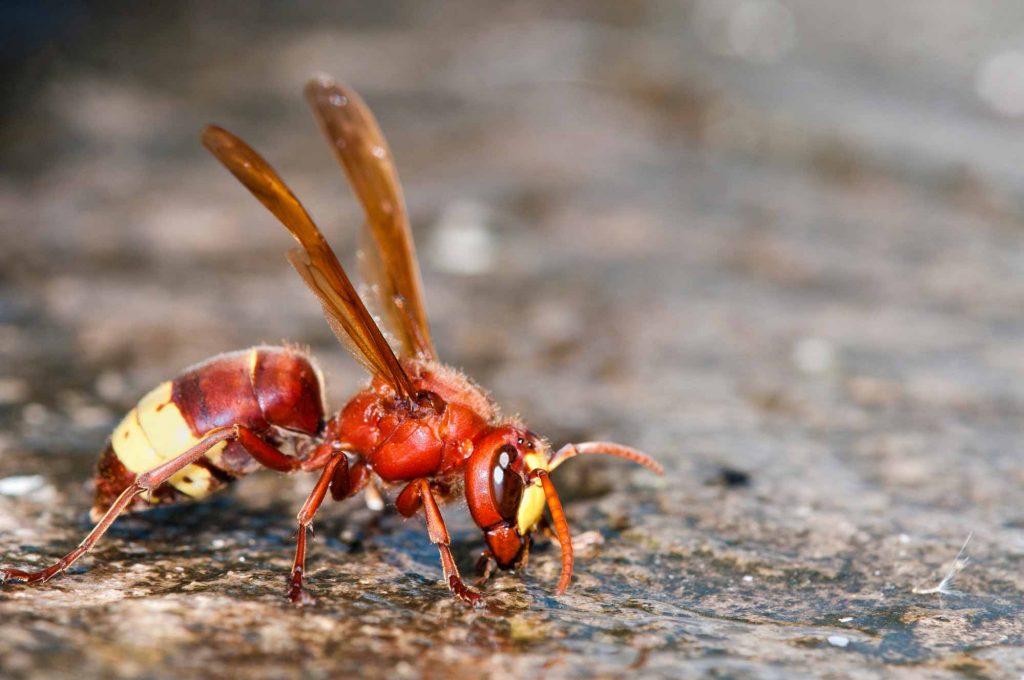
[111,382,227,501]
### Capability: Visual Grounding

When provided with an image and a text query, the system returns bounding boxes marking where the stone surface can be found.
[2,2,1024,678]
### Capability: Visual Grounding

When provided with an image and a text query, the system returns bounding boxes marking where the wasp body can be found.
[2,75,662,605]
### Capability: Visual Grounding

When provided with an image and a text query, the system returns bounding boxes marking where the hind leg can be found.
[286,451,367,605]
[2,426,240,586]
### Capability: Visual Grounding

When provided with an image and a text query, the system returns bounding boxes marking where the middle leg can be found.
[397,479,481,605]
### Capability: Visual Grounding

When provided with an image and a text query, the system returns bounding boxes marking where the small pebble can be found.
[742,575,754,583]
[828,635,850,648]
[976,50,1024,117]
[792,337,835,374]
[21,403,49,426]
[71,404,113,428]
[428,201,496,275]
[95,371,129,401]
[711,466,751,488]
[572,530,605,551]
[0,378,29,404]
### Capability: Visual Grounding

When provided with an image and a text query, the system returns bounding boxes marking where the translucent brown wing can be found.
[304,75,436,360]
[201,125,415,400]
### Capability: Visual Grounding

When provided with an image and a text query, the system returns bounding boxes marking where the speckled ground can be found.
[2,2,1024,678]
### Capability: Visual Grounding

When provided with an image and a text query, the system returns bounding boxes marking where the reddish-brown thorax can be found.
[323,357,543,571]
[332,358,498,484]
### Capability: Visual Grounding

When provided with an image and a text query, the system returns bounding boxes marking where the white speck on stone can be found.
[71,404,113,428]
[742,575,754,583]
[898,534,910,544]
[95,371,128,401]
[838,616,853,623]
[694,0,796,64]
[727,0,796,63]
[428,201,497,275]
[22,403,49,426]
[571,530,605,551]
[827,635,850,648]
[238,556,247,562]
[976,51,1024,117]
[212,539,226,549]
[0,475,47,497]
[792,337,835,374]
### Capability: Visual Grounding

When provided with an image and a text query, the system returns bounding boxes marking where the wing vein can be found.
[202,124,415,400]
[305,74,436,360]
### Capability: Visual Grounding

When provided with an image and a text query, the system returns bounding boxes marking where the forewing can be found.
[202,125,415,399]
[305,75,436,359]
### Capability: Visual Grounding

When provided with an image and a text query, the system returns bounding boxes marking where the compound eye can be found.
[491,444,524,520]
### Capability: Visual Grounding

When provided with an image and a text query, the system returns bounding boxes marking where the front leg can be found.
[475,533,532,586]
[475,550,495,586]
[397,479,481,606]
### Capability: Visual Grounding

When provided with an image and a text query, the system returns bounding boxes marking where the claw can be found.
[448,575,482,607]
[287,584,316,606]
[0,567,33,585]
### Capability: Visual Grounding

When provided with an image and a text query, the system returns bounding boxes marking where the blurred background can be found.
[2,2,1024,678]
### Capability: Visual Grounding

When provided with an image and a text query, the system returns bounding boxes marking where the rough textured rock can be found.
[2,2,1023,678]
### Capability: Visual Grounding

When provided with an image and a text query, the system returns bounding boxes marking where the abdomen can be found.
[92,346,325,518]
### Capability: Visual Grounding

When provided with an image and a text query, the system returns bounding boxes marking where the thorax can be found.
[335,358,497,483]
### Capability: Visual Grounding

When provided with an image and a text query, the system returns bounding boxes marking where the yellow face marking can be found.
[516,481,547,534]
[523,452,545,473]
[114,381,226,499]
[515,451,551,533]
